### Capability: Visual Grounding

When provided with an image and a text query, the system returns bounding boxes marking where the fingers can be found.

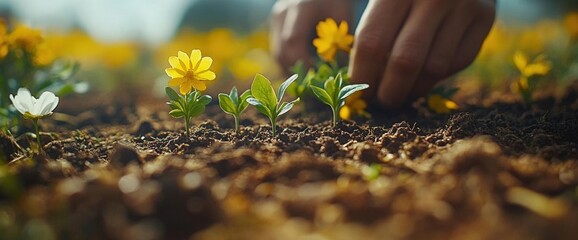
[348,0,411,99]
[377,0,451,108]
[271,0,318,73]
[449,2,496,73]
[270,1,289,69]
[409,5,476,98]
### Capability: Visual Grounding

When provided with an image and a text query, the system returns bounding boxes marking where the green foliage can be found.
[362,164,382,181]
[310,73,368,126]
[247,74,300,136]
[430,85,459,99]
[287,61,349,99]
[218,87,251,132]
[166,87,212,136]
[1,58,85,133]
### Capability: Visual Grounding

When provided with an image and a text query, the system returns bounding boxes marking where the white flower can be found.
[10,88,59,119]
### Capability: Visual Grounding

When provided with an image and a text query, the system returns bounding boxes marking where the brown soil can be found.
[1,85,578,240]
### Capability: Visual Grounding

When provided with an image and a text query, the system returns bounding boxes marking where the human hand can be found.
[349,0,496,109]
[270,0,353,73]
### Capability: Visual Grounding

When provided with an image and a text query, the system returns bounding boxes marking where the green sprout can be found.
[246,74,300,136]
[166,87,212,137]
[287,60,313,99]
[218,87,251,132]
[310,73,369,126]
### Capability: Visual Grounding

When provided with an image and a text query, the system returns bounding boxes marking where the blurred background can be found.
[0,0,577,102]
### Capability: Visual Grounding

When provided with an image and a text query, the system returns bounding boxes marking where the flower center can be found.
[184,70,197,80]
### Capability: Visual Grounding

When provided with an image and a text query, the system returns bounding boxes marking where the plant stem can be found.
[234,115,240,133]
[332,107,339,127]
[33,119,41,153]
[270,117,277,136]
[185,117,191,137]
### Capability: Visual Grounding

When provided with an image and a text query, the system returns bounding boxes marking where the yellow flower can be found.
[165,50,216,94]
[9,24,43,52]
[565,12,578,40]
[339,91,370,120]
[33,42,55,66]
[512,51,550,92]
[0,20,9,59]
[427,94,458,114]
[313,18,354,62]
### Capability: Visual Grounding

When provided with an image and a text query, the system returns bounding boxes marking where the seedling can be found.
[310,73,368,126]
[246,74,299,136]
[218,87,251,132]
[10,88,59,153]
[426,86,459,114]
[513,51,551,106]
[166,87,212,137]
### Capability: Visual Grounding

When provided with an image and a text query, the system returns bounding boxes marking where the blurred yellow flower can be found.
[33,42,55,66]
[512,51,550,92]
[313,18,354,62]
[166,50,216,94]
[0,20,8,59]
[339,91,370,120]
[230,57,262,81]
[9,24,42,52]
[514,51,551,78]
[565,12,578,40]
[427,94,458,114]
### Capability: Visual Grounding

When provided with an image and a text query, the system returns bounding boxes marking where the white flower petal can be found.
[16,88,35,113]
[10,94,27,115]
[35,91,58,116]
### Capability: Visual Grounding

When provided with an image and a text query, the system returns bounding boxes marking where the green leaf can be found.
[311,85,333,106]
[278,97,300,116]
[166,87,181,101]
[168,99,185,110]
[339,84,369,100]
[317,64,333,81]
[56,83,75,96]
[251,74,277,110]
[169,109,185,118]
[230,87,239,105]
[198,95,212,105]
[247,97,271,117]
[189,104,206,118]
[218,93,237,115]
[238,89,252,113]
[277,74,298,102]
[324,76,338,100]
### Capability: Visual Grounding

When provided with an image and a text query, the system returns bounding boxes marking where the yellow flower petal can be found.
[444,99,459,110]
[338,21,349,36]
[179,80,193,95]
[190,49,202,68]
[427,94,458,114]
[339,106,352,120]
[319,47,337,62]
[168,77,184,87]
[338,35,354,51]
[191,80,207,91]
[197,70,216,81]
[169,56,184,70]
[196,57,213,72]
[178,51,191,69]
[513,51,528,73]
[525,62,551,76]
[165,68,185,78]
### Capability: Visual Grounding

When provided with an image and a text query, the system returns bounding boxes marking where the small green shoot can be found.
[310,73,369,126]
[166,87,212,137]
[287,60,313,99]
[218,87,251,132]
[246,74,300,136]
